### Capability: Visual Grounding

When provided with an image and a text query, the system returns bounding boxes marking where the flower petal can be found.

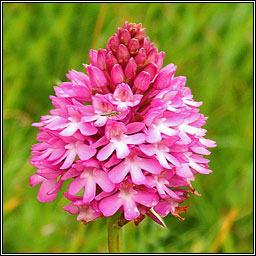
[123,199,140,220]
[94,170,115,192]
[134,191,159,208]
[60,150,77,169]
[130,164,145,185]
[76,144,96,160]
[83,178,96,203]
[108,161,129,183]
[146,126,162,143]
[138,158,162,174]
[97,143,116,161]
[99,193,123,216]
[68,177,85,195]
[125,133,146,144]
[37,179,58,202]
[115,142,130,159]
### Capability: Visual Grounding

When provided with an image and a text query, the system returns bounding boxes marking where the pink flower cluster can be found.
[30,22,216,225]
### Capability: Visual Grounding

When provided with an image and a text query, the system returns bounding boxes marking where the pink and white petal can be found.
[139,144,156,156]
[179,131,191,144]
[189,161,212,174]
[81,115,98,122]
[156,152,172,169]
[164,116,184,126]
[92,136,109,148]
[94,116,108,127]
[156,183,169,198]
[97,143,116,161]
[37,179,58,202]
[123,199,140,220]
[138,158,162,174]
[61,168,81,180]
[176,164,194,178]
[126,122,145,134]
[29,174,44,187]
[199,138,216,148]
[47,179,64,195]
[134,190,159,208]
[125,133,146,144]
[60,149,77,169]
[165,152,181,167]
[63,202,80,215]
[79,123,98,136]
[190,146,211,155]
[146,126,162,143]
[130,164,146,185]
[36,149,52,161]
[181,125,207,136]
[131,94,143,105]
[99,194,123,216]
[95,190,117,201]
[59,123,80,136]
[115,142,130,159]
[47,149,66,161]
[154,201,172,217]
[36,169,60,179]
[159,125,178,136]
[68,177,85,195]
[83,178,96,203]
[190,154,210,164]
[144,176,156,188]
[76,144,96,160]
[183,99,202,107]
[108,162,129,183]
[164,186,180,200]
[104,154,122,168]
[94,171,115,192]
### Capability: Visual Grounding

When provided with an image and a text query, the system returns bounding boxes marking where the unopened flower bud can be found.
[134,71,150,91]
[153,63,177,89]
[107,34,120,54]
[134,28,146,42]
[147,48,158,64]
[135,48,147,66]
[97,49,107,70]
[156,51,165,71]
[128,38,140,55]
[119,29,131,45]
[89,49,98,66]
[117,44,130,66]
[124,57,137,79]
[111,64,124,84]
[143,63,158,81]
[85,64,108,89]
[106,51,118,71]
[143,37,151,53]
[127,23,137,36]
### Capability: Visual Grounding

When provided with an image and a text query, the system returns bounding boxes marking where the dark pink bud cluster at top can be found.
[30,22,216,225]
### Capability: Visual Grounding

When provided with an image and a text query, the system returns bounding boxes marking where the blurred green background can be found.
[3,2,253,253]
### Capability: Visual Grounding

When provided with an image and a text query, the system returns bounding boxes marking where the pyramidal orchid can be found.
[30,22,216,252]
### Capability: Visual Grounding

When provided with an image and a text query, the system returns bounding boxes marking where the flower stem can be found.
[107,213,122,253]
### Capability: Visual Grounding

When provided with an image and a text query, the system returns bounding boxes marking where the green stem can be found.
[107,214,122,253]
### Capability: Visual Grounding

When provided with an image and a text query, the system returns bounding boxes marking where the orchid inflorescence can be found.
[30,22,216,226]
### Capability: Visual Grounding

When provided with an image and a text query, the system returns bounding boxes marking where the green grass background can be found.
[3,2,253,253]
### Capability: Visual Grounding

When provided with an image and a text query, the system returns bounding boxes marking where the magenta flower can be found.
[30,22,216,228]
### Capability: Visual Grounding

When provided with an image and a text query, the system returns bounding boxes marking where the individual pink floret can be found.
[96,121,146,160]
[99,182,159,220]
[62,160,115,203]
[108,83,143,111]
